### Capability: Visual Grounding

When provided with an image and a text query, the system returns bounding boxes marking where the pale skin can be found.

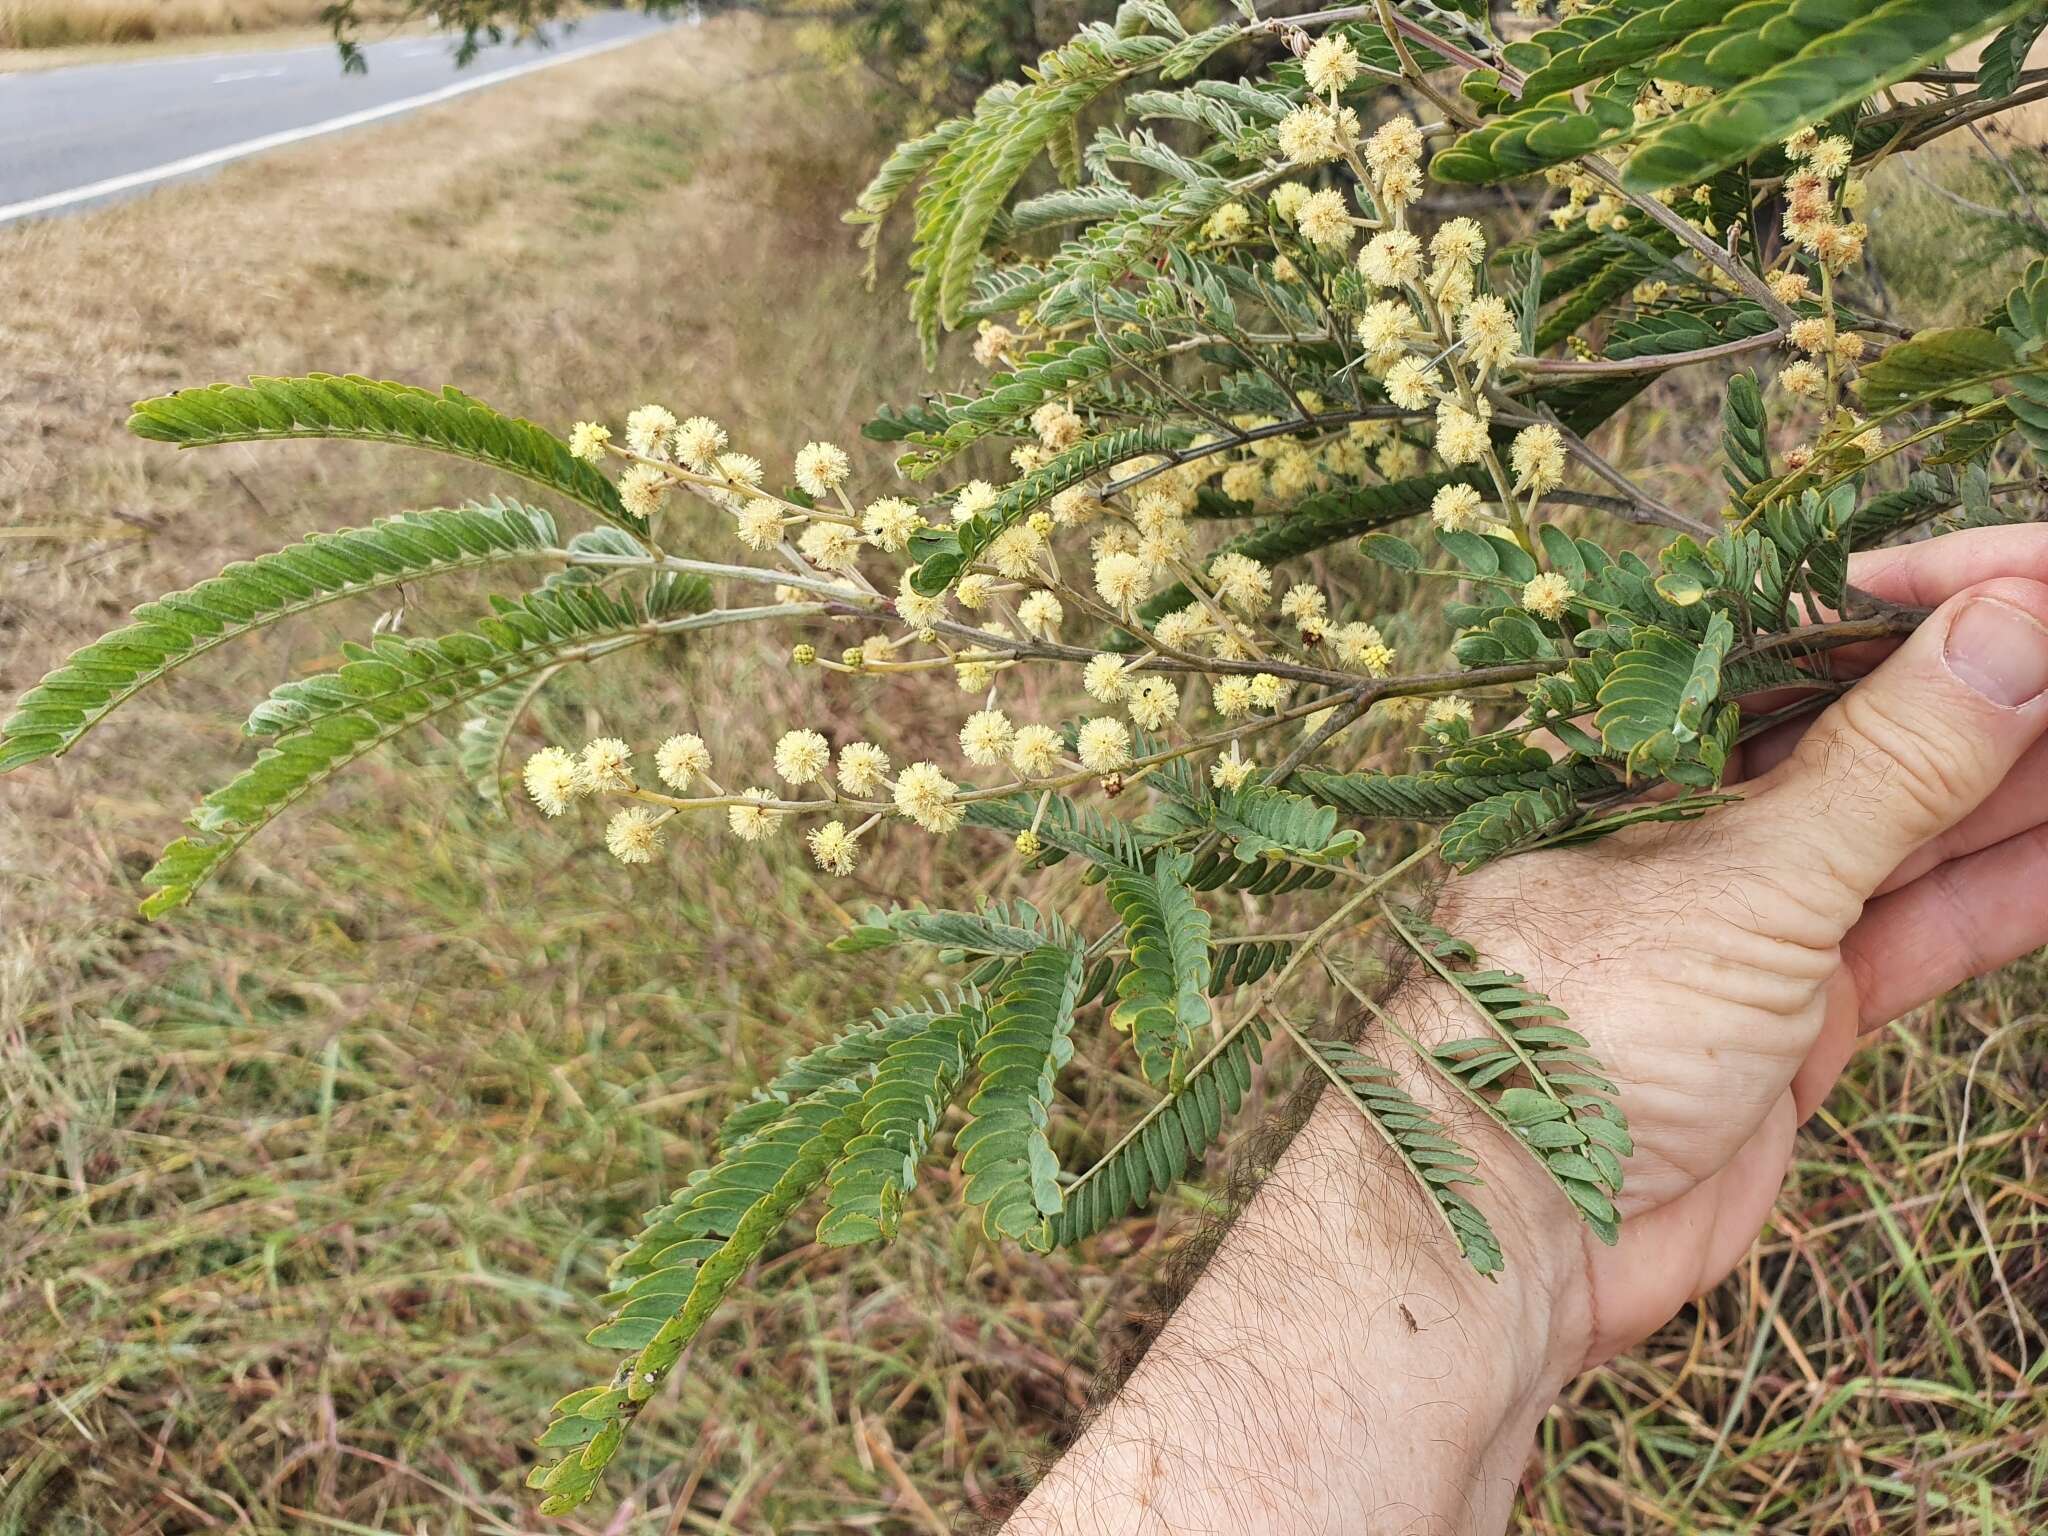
[1007,526,2048,1534]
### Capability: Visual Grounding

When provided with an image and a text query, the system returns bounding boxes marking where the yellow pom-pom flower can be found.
[793,440,851,497]
[772,729,831,786]
[1509,423,1567,494]
[655,733,712,791]
[806,820,860,876]
[625,404,677,458]
[522,746,580,816]
[674,415,727,469]
[1521,571,1576,621]
[893,762,965,833]
[605,807,664,864]
[578,737,634,793]
[1010,724,1064,778]
[1303,34,1360,94]
[1076,716,1133,773]
[836,741,890,797]
[727,788,780,841]
[959,709,1015,767]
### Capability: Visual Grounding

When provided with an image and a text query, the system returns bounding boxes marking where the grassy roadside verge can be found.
[0,23,431,73]
[1,15,2043,1535]
[0,0,405,52]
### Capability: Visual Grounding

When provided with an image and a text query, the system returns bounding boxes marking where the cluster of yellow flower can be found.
[1781,127,1867,272]
[524,727,977,877]
[1262,50,1584,619]
[1759,127,1878,462]
[536,378,1447,869]
[521,35,1648,874]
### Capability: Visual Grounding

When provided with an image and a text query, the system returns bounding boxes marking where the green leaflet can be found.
[1608,303,1777,368]
[1300,744,1614,822]
[1623,0,2036,191]
[719,1005,948,1152]
[1855,327,2023,413]
[1438,785,1582,872]
[845,115,971,273]
[1298,1037,1503,1277]
[1436,0,2032,193]
[1759,486,1853,622]
[958,945,1084,1249]
[1846,472,1953,551]
[820,1003,988,1244]
[138,576,711,917]
[1979,9,2048,98]
[892,12,1196,357]
[965,791,1149,871]
[239,573,706,743]
[1104,852,1213,1085]
[1998,257,2048,455]
[831,897,1084,961]
[1052,1010,1271,1246]
[128,374,637,532]
[0,501,560,773]
[1002,182,1147,236]
[891,338,1121,467]
[1721,370,1770,495]
[1382,907,1631,1248]
[1593,612,1735,776]
[1140,783,1357,866]
[530,1094,862,1514]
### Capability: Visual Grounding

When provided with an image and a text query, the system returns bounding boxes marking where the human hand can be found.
[1006,527,2048,1535]
[1433,524,2048,1370]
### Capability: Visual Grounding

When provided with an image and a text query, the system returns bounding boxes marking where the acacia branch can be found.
[1581,156,1800,329]
[1512,329,1786,378]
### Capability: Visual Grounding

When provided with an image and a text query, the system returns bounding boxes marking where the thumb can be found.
[1732,578,2048,918]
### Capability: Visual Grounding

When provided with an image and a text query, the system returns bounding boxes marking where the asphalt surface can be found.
[0,9,680,224]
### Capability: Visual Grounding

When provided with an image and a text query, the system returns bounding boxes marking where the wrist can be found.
[1010,1087,1585,1534]
[1271,1088,1587,1512]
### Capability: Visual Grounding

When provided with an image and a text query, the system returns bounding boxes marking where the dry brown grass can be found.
[0,0,410,48]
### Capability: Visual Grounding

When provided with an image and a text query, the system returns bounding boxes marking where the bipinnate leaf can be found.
[1382,906,1631,1248]
[958,945,1084,1249]
[139,575,711,916]
[1594,612,1734,775]
[1298,1036,1503,1277]
[1052,1009,1271,1246]
[0,501,560,773]
[129,374,637,531]
[820,1003,988,1244]
[530,1094,862,1513]
[1104,851,1213,1085]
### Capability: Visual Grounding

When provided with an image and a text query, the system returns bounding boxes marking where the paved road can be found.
[0,9,680,224]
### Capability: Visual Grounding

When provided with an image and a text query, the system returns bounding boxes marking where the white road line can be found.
[212,67,289,83]
[0,24,663,226]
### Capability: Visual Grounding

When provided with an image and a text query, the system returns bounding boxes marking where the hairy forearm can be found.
[1008,1003,1588,1535]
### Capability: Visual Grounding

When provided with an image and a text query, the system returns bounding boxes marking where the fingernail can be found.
[1945,597,2048,707]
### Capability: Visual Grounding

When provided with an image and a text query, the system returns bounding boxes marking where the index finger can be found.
[1849,524,2048,606]
[1765,524,2048,686]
